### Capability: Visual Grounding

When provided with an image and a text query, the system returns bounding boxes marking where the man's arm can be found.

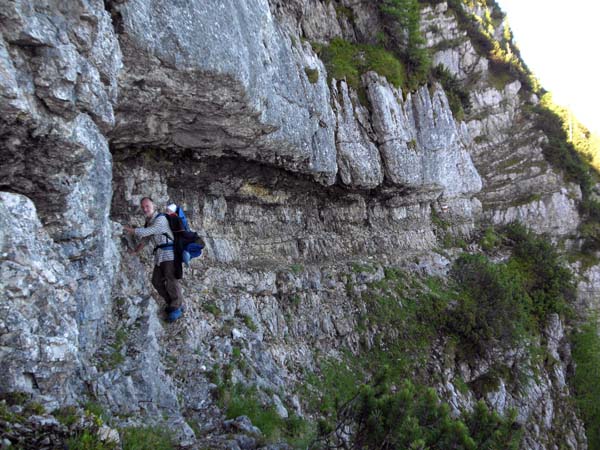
[124,225,148,255]
[129,241,146,255]
[131,215,169,239]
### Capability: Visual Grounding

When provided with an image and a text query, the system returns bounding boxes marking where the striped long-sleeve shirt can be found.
[134,213,174,266]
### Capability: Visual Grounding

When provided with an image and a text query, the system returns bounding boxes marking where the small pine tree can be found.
[379,0,431,89]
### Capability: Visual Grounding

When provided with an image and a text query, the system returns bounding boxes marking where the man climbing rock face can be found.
[124,197,184,322]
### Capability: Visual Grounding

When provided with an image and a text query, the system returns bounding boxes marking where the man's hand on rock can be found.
[124,225,135,234]
[128,242,144,256]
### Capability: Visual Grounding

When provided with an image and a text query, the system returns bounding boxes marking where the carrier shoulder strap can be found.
[152,214,175,253]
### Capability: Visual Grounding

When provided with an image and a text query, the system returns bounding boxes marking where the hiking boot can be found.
[166,307,183,323]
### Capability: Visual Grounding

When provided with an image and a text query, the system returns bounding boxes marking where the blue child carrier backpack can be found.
[156,205,204,279]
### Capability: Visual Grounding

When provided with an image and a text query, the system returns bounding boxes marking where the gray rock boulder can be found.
[0,0,121,132]
[0,193,78,399]
[332,80,383,188]
[110,0,338,183]
[365,72,482,199]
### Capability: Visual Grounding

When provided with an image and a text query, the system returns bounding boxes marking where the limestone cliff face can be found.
[421,2,581,236]
[0,0,120,406]
[0,1,597,449]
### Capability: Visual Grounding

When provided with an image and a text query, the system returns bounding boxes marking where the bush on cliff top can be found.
[314,38,407,92]
[533,94,600,202]
[315,0,432,93]
[434,0,538,93]
[420,0,600,218]
[429,64,472,120]
[379,0,431,89]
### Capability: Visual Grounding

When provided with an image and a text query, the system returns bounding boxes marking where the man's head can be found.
[140,197,155,218]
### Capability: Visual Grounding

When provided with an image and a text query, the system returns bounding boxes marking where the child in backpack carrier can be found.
[166,203,190,265]
[166,203,204,267]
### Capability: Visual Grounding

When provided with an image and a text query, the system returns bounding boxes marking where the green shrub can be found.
[101,328,127,370]
[351,262,377,274]
[430,208,450,229]
[289,263,303,274]
[54,405,80,427]
[0,394,48,425]
[537,94,600,172]
[352,380,475,449]
[489,2,506,21]
[217,382,313,444]
[309,249,576,447]
[308,357,363,417]
[379,0,431,89]
[352,225,573,367]
[580,221,600,252]
[430,0,537,94]
[532,94,600,229]
[480,226,502,251]
[582,198,600,222]
[532,96,600,257]
[448,253,532,356]
[0,394,46,417]
[318,375,522,449]
[223,384,311,444]
[447,224,575,358]
[203,302,220,316]
[429,64,471,119]
[571,319,600,450]
[0,401,16,423]
[66,430,118,450]
[84,401,110,426]
[468,368,505,397]
[24,401,45,415]
[488,51,536,93]
[463,400,522,449]
[304,67,319,84]
[533,103,595,198]
[284,414,314,449]
[317,38,406,91]
[300,224,577,447]
[335,5,354,21]
[242,315,258,332]
[358,270,449,379]
[121,427,174,450]
[505,223,575,323]
[226,387,272,437]
[0,392,29,406]
[289,294,301,306]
